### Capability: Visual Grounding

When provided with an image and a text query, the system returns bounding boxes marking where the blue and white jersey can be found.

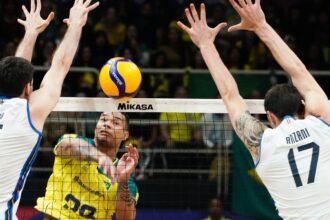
[0,97,42,220]
[256,115,330,219]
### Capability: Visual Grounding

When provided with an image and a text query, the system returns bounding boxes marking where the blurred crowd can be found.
[1,0,330,98]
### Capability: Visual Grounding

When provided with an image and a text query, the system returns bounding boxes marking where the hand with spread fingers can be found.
[63,0,99,27]
[228,0,266,32]
[177,3,227,48]
[18,0,54,34]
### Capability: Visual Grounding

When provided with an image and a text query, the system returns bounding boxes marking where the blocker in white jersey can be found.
[0,0,98,219]
[0,98,42,219]
[257,115,330,219]
[178,1,330,220]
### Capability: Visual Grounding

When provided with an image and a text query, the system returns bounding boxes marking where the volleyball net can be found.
[18,98,271,220]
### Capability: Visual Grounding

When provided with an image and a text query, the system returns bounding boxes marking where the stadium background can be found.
[1,0,330,219]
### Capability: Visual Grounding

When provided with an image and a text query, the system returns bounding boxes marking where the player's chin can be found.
[95,136,112,147]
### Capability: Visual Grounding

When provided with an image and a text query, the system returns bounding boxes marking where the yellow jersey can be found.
[35,134,139,219]
[159,112,201,143]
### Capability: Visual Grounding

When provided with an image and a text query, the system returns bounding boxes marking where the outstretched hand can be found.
[177,3,227,48]
[98,144,139,184]
[228,0,266,32]
[17,0,54,34]
[63,0,99,27]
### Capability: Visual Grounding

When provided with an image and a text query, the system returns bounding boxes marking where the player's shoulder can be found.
[260,124,281,149]
[260,126,274,138]
[303,115,330,128]
[0,98,29,120]
[1,97,27,107]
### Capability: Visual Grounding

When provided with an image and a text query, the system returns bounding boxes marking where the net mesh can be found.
[18,98,266,220]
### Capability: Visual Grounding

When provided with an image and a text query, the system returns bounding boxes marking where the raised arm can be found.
[116,145,139,220]
[15,0,54,60]
[29,0,99,130]
[55,135,116,183]
[228,0,330,122]
[177,4,267,162]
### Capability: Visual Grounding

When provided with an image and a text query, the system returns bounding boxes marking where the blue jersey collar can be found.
[283,115,295,120]
[0,96,11,99]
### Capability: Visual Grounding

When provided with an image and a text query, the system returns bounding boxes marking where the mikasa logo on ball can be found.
[117,102,153,111]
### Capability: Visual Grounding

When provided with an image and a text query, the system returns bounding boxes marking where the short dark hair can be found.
[264,83,304,120]
[0,56,34,97]
[101,112,130,132]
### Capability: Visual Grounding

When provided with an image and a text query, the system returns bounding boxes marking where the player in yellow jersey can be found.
[35,112,139,220]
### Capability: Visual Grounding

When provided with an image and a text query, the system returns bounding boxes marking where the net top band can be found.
[54,98,266,114]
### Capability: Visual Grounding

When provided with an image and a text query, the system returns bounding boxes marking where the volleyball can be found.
[99,57,142,100]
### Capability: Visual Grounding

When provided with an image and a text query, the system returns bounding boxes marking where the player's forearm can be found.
[254,23,324,98]
[40,24,82,90]
[200,43,240,100]
[55,138,101,162]
[15,30,39,61]
[200,43,247,116]
[116,182,136,220]
[255,23,308,79]
[51,24,82,75]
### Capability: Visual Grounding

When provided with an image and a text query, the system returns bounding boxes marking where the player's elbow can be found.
[39,88,61,106]
[52,56,72,74]
[221,85,240,102]
[48,89,61,101]
[290,61,308,77]
[299,63,307,72]
[39,71,67,101]
[55,141,72,157]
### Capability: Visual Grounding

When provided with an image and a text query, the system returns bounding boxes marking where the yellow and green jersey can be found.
[35,134,138,219]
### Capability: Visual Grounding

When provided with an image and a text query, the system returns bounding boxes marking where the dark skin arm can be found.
[55,137,116,183]
[115,146,139,220]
